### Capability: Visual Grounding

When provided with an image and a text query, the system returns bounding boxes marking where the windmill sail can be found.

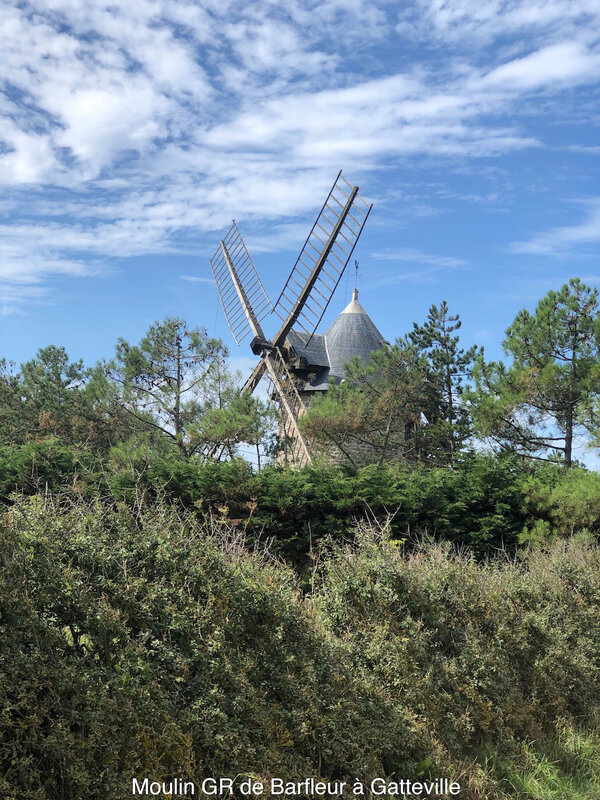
[210,221,273,344]
[207,170,373,469]
[272,171,372,345]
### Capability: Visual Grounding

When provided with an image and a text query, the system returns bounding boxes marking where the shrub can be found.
[316,526,600,793]
[3,498,600,798]
[0,498,411,800]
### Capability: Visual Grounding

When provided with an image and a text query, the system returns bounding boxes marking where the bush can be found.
[3,444,600,560]
[0,438,105,499]
[316,526,600,794]
[520,467,600,545]
[2,498,600,798]
[0,498,411,800]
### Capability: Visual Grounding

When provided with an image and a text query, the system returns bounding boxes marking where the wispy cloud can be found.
[368,248,467,287]
[563,145,600,155]
[371,248,467,268]
[244,222,316,254]
[397,0,600,48]
[180,275,214,284]
[0,0,599,311]
[0,282,50,316]
[480,41,600,91]
[511,199,600,255]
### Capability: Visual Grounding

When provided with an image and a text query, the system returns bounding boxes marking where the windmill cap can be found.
[324,291,386,380]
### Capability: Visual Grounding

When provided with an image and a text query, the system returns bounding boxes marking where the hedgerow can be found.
[2,498,600,798]
[0,498,411,799]
[5,445,600,559]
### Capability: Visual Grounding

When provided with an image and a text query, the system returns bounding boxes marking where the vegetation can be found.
[409,300,480,459]
[2,499,600,799]
[2,278,600,797]
[3,280,600,473]
[466,279,600,467]
[300,337,433,465]
[300,302,480,467]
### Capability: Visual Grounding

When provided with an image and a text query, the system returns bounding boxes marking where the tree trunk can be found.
[564,406,573,468]
[378,406,395,467]
[174,332,186,456]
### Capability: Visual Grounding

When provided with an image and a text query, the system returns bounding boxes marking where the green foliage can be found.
[490,726,600,799]
[110,318,229,457]
[302,302,478,467]
[5,442,600,559]
[467,279,600,467]
[316,528,600,797]
[0,319,275,478]
[302,337,436,465]
[0,438,106,500]
[410,301,480,460]
[109,317,275,460]
[519,467,600,545]
[198,390,277,467]
[4,286,600,799]
[0,498,410,799]
[0,348,133,453]
[0,358,25,443]
[232,455,580,559]
[2,499,600,798]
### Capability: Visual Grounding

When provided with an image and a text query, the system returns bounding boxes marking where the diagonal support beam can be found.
[263,354,311,465]
[242,359,266,393]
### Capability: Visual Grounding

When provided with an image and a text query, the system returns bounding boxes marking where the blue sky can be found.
[1,0,599,383]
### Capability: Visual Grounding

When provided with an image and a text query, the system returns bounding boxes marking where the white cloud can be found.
[511,199,600,255]
[49,85,166,176]
[0,282,50,315]
[223,18,337,78]
[244,221,317,254]
[0,0,598,311]
[564,145,600,155]
[0,130,57,184]
[371,248,466,268]
[481,41,600,91]
[180,275,214,283]
[397,0,600,47]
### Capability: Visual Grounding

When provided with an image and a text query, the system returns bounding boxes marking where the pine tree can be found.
[111,318,271,459]
[467,279,600,467]
[410,301,480,460]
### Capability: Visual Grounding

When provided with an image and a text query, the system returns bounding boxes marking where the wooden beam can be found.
[263,354,311,465]
[242,359,266,393]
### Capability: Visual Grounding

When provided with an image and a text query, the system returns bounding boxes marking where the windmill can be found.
[210,170,372,467]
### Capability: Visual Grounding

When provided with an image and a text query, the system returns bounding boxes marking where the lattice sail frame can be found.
[272,170,372,343]
[210,221,273,344]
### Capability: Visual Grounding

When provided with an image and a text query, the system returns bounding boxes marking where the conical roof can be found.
[324,289,386,381]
